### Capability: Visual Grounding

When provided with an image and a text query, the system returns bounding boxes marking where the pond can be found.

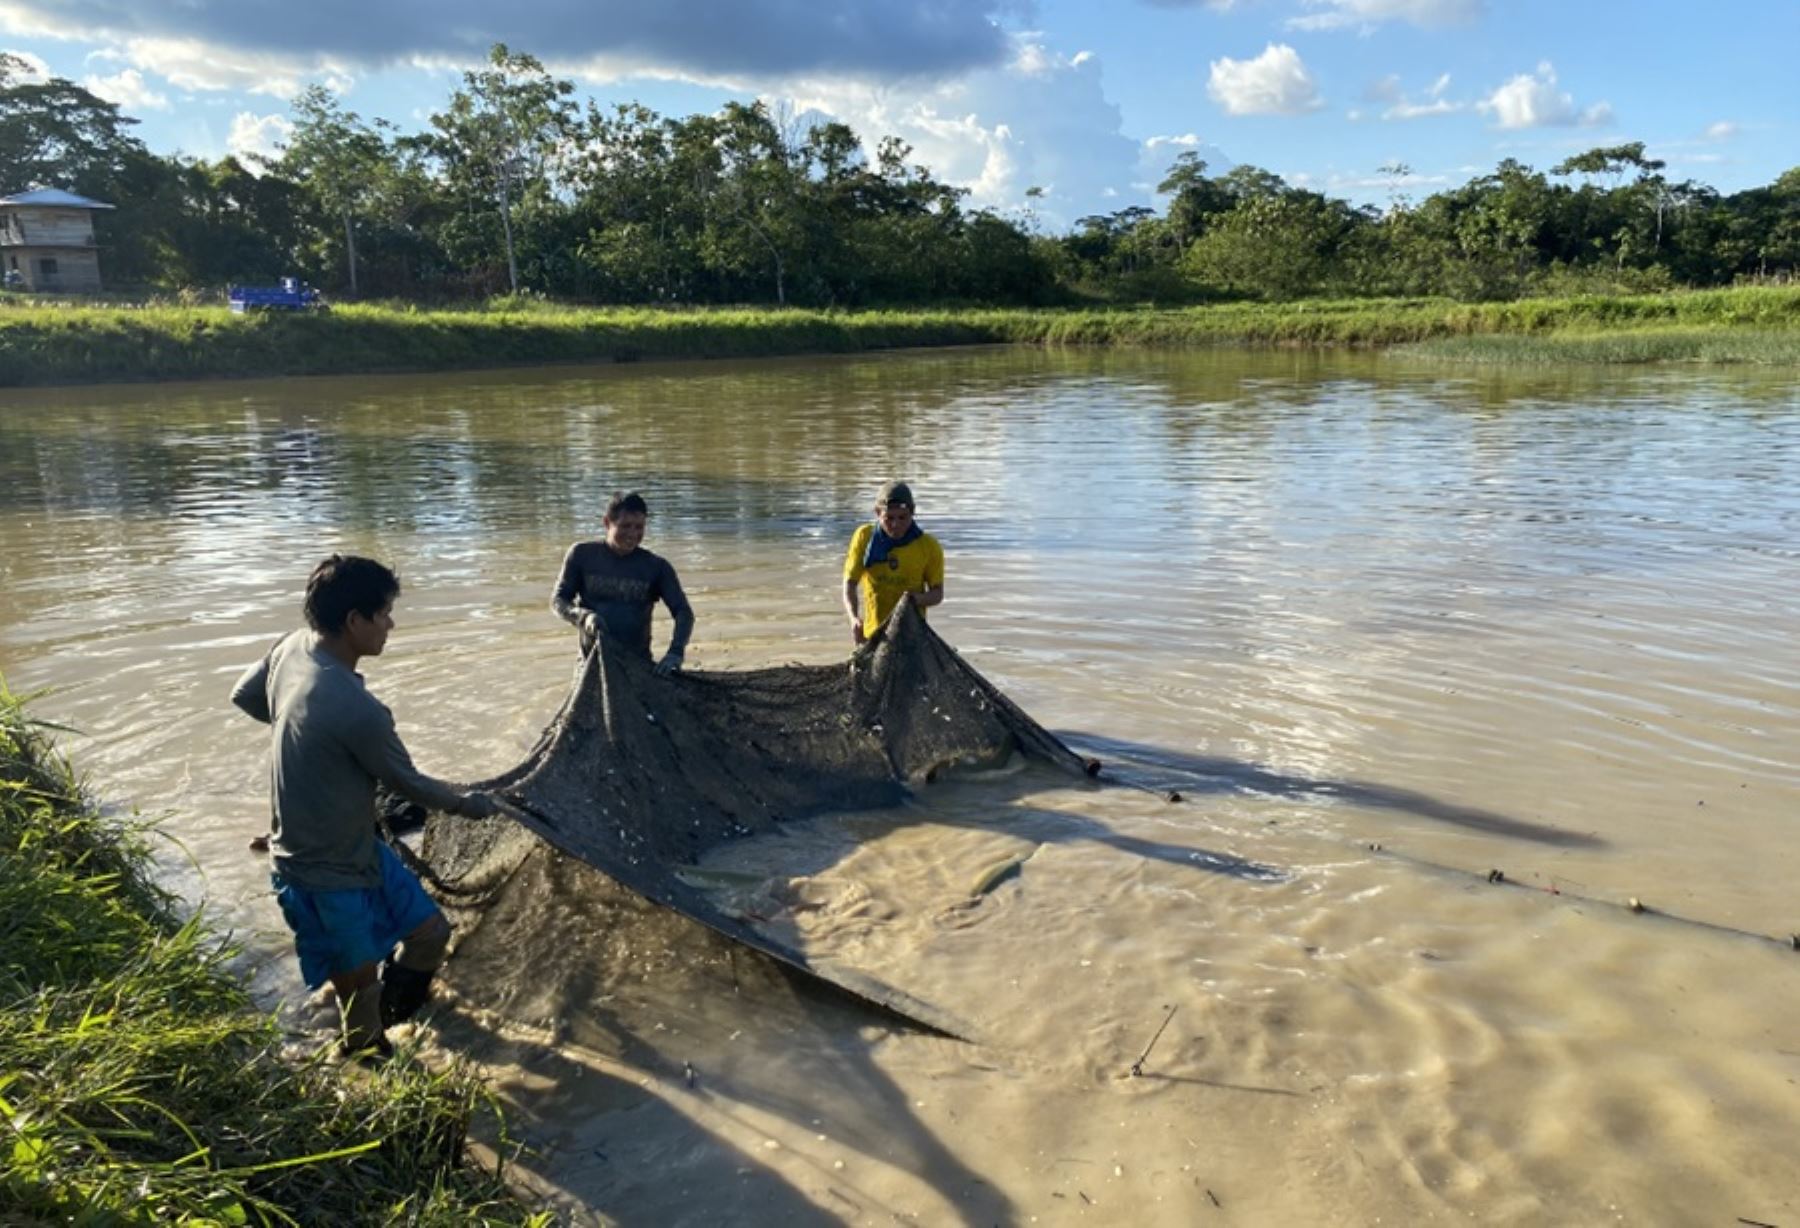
[3,347,1796,1224]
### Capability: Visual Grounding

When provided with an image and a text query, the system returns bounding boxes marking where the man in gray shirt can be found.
[551,490,694,672]
[232,554,499,1059]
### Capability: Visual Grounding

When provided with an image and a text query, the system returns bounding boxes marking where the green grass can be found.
[0,680,548,1227]
[2,285,1798,386]
[1398,326,1800,365]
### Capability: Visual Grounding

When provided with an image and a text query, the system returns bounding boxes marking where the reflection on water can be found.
[2,347,1798,1223]
[2,347,1796,918]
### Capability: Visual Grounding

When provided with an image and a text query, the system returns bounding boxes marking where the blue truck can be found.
[227,278,326,313]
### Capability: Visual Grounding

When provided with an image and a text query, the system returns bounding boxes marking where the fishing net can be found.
[416,600,1094,1039]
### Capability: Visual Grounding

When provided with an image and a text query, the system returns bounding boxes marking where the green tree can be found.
[707,101,804,304]
[1218,165,1289,204]
[1376,161,1414,216]
[0,53,148,193]
[1182,189,1360,300]
[1417,158,1558,297]
[170,156,305,284]
[567,102,696,301]
[1157,153,1235,246]
[278,86,399,296]
[1552,142,1671,271]
[424,44,578,293]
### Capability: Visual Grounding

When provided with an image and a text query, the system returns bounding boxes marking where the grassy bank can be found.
[3,286,1799,387]
[1398,326,1800,365]
[0,682,545,1226]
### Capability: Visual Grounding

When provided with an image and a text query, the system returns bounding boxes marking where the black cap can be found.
[877,481,915,508]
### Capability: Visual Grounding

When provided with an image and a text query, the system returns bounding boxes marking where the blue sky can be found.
[4,0,1795,228]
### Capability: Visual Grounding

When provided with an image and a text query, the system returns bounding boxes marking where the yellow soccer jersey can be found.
[844,523,944,639]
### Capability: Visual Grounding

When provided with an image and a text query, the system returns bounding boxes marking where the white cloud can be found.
[227,111,293,164]
[1014,41,1058,76]
[1386,98,1459,119]
[1324,168,1450,193]
[116,36,349,99]
[1,47,51,81]
[1478,62,1610,130]
[0,2,63,39]
[1139,134,1235,192]
[1207,43,1323,116]
[1288,0,1482,31]
[782,39,1143,227]
[83,66,170,110]
[1704,120,1737,142]
[1382,71,1460,119]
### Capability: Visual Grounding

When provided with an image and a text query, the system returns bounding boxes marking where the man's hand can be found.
[655,649,684,676]
[580,611,603,639]
[459,791,501,819]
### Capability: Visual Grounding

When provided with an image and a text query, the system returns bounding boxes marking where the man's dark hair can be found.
[303,555,400,635]
[606,491,649,521]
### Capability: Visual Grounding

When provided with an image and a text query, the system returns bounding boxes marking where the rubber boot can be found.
[339,1033,395,1065]
[339,984,393,1063]
[380,961,434,1028]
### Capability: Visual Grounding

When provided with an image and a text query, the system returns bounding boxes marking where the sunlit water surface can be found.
[3,348,1796,1225]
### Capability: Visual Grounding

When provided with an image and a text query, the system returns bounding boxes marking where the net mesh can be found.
[417,601,1093,1038]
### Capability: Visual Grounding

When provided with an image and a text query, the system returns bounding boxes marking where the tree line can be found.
[4,46,1797,306]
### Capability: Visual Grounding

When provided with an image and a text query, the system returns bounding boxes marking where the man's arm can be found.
[229,650,274,724]
[349,706,495,819]
[550,544,589,629]
[841,577,865,642]
[552,543,606,642]
[909,536,945,610]
[842,526,870,643]
[658,559,695,657]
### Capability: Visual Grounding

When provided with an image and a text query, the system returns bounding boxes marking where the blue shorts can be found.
[272,842,440,989]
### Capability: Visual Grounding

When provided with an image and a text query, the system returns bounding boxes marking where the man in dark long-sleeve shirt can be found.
[551,490,694,672]
[232,555,498,1060]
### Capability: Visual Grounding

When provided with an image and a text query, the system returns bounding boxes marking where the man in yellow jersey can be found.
[842,481,945,645]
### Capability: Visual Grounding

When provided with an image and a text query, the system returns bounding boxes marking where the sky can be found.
[3,0,1795,229]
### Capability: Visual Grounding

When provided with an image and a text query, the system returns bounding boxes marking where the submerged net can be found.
[418,601,1094,1039]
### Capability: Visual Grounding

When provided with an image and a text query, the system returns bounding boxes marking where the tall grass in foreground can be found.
[0,681,547,1226]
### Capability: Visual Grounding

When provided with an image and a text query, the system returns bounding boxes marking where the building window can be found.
[39,258,58,275]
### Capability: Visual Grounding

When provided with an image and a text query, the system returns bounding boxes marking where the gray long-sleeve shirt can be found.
[231,631,478,890]
[551,541,694,659]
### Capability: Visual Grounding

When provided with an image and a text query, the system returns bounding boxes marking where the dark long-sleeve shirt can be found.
[231,631,481,890]
[550,541,694,659]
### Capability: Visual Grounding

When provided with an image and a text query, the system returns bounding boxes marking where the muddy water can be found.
[2,347,1797,1225]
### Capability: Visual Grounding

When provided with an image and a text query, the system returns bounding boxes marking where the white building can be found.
[0,187,116,293]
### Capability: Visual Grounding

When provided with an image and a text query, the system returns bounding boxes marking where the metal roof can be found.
[0,187,115,210]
